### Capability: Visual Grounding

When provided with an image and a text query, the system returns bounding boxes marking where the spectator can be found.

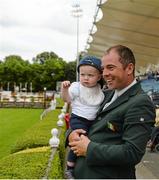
[68,45,156,179]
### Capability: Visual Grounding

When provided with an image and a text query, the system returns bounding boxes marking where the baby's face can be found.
[79,65,101,88]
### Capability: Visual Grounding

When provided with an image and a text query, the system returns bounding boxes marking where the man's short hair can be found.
[105,45,136,69]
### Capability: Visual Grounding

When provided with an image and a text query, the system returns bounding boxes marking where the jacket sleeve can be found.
[86,97,156,166]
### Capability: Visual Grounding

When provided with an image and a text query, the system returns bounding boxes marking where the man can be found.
[68,45,156,179]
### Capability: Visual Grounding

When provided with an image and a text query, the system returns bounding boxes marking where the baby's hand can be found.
[62,81,71,88]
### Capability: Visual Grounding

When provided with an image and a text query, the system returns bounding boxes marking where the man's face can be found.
[102,50,132,90]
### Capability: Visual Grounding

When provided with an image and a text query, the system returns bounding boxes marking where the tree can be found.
[64,61,76,82]
[0,53,76,92]
[42,58,66,90]
[33,51,59,64]
[31,53,67,91]
[1,55,30,90]
[29,63,45,91]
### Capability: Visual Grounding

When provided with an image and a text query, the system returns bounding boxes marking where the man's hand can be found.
[69,134,91,156]
[69,129,86,142]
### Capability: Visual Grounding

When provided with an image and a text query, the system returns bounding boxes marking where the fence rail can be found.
[0,101,49,108]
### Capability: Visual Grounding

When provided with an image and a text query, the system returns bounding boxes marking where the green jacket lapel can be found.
[99,82,142,114]
[97,90,115,115]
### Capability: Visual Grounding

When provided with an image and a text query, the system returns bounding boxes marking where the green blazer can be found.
[74,82,156,179]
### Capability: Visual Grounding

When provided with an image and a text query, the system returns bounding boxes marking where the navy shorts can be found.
[68,113,94,163]
[69,113,94,133]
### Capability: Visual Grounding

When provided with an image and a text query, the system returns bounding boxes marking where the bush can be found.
[0,106,67,179]
[0,128,66,179]
[48,150,63,179]
[0,147,50,179]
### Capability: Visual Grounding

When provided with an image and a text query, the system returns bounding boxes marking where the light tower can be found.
[71,1,83,81]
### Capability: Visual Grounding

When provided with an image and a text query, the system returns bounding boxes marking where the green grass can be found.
[0,108,43,159]
[11,109,61,153]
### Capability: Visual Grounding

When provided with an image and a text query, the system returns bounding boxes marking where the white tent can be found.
[85,0,159,74]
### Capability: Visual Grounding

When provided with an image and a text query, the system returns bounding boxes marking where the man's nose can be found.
[103,69,109,76]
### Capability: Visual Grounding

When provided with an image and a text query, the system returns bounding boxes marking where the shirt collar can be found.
[115,79,137,97]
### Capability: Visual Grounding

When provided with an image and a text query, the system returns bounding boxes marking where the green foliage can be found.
[48,151,63,179]
[29,63,45,91]
[56,97,64,109]
[64,61,76,82]
[0,108,42,159]
[0,55,31,90]
[0,105,67,179]
[42,58,66,90]
[0,51,76,91]
[11,110,61,153]
[58,127,66,169]
[0,147,50,179]
[34,51,59,64]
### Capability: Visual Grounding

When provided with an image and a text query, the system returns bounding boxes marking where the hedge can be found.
[0,106,67,179]
[0,147,50,179]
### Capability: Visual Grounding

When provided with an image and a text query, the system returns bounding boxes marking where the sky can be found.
[0,0,98,62]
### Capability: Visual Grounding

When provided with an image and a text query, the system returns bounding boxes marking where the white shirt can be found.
[103,79,137,109]
[69,82,104,120]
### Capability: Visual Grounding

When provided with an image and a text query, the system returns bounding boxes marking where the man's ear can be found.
[127,63,134,75]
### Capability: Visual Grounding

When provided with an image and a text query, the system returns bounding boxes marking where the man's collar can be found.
[116,79,137,97]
